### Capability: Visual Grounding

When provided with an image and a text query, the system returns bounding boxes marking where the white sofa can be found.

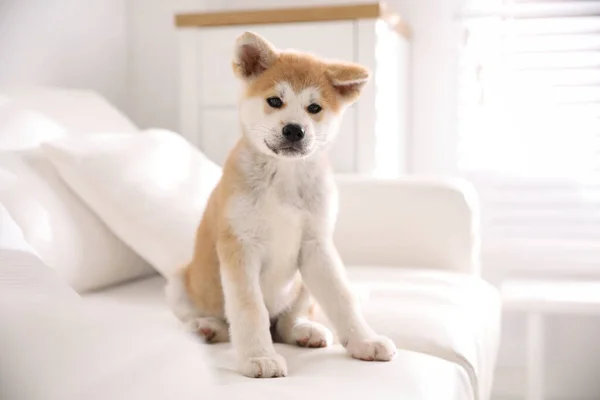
[0,88,500,400]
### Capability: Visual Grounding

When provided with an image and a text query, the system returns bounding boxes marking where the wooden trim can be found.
[175,2,411,39]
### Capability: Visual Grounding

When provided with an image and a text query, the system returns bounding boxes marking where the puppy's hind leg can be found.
[185,316,229,343]
[165,268,229,343]
[273,283,333,348]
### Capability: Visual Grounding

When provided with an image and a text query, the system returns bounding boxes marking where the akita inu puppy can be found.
[166,31,396,378]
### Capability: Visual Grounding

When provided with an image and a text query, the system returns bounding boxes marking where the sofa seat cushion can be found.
[82,266,499,400]
[204,343,470,400]
[344,266,501,400]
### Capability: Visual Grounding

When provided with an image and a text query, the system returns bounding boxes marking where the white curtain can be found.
[458,0,600,275]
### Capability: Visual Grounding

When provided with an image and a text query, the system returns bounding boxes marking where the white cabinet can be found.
[176,3,411,175]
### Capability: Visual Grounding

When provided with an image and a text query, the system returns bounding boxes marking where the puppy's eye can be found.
[307,103,322,114]
[266,97,283,108]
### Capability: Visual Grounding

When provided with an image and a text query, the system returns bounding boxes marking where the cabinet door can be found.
[199,107,356,173]
[197,21,355,106]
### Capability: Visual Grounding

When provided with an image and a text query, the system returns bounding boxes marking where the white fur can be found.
[226,178,303,316]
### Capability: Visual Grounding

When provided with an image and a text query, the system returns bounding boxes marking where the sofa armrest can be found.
[333,175,480,274]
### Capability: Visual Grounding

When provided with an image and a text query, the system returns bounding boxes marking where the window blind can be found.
[458,0,600,274]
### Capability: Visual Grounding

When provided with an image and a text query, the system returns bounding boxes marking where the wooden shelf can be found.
[175,2,411,39]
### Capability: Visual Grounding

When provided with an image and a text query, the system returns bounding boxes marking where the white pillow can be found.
[43,129,222,277]
[0,97,66,150]
[0,197,37,254]
[0,202,79,300]
[0,100,154,292]
[0,149,154,292]
[1,87,139,134]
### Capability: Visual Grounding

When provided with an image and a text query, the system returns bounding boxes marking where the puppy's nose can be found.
[282,124,305,143]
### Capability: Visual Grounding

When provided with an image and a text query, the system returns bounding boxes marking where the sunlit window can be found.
[458,0,600,274]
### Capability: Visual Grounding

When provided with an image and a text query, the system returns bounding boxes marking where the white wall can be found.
[0,0,129,112]
[127,0,217,130]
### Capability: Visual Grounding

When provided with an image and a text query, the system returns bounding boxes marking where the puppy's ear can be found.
[232,31,278,80]
[326,62,370,102]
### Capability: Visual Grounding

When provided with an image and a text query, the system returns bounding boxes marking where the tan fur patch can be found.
[183,140,266,319]
[183,142,245,318]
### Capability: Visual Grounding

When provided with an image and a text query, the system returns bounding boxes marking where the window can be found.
[458,0,600,274]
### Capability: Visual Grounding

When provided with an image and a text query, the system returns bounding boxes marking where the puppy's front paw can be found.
[344,335,397,361]
[240,354,288,378]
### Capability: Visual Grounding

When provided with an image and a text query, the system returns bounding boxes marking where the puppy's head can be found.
[232,31,370,160]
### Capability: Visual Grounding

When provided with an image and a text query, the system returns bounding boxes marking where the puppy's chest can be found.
[253,188,305,315]
[230,166,324,266]
[227,168,324,315]
[259,186,304,267]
